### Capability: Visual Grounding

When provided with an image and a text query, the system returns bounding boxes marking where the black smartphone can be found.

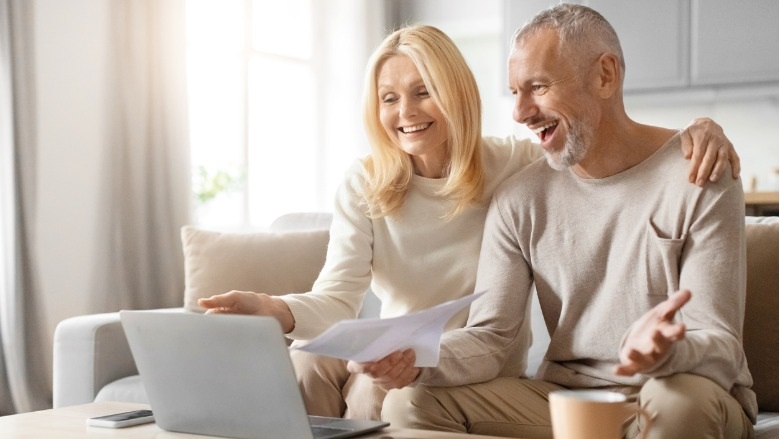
[86,409,155,428]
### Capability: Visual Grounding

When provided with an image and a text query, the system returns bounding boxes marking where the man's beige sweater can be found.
[423,134,757,421]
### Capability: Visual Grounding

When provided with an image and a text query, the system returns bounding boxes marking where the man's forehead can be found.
[508,28,566,73]
[513,27,561,57]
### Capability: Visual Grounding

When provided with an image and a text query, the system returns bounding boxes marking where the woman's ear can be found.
[594,52,621,98]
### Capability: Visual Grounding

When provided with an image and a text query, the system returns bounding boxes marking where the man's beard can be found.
[544,121,591,171]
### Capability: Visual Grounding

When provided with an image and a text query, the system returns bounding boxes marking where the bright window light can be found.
[251,0,312,59]
[186,0,317,228]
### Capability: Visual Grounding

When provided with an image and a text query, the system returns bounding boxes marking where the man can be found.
[376,4,755,438]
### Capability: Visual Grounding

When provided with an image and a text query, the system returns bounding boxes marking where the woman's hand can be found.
[681,117,741,186]
[197,291,295,333]
[347,349,420,390]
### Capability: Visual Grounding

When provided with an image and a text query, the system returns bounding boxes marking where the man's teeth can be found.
[532,121,558,134]
[401,123,431,133]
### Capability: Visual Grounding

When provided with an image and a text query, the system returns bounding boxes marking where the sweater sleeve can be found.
[510,135,544,165]
[624,177,752,392]
[281,161,374,340]
[417,187,533,386]
[480,135,543,177]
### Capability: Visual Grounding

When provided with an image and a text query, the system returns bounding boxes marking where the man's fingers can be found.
[656,289,691,321]
[614,356,640,377]
[669,288,692,306]
[624,348,644,363]
[616,290,690,377]
[659,322,686,342]
[650,329,669,352]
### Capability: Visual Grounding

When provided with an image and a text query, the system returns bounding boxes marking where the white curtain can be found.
[314,0,387,204]
[91,0,191,312]
[0,0,50,415]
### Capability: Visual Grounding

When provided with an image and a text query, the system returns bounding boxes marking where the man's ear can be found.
[594,52,621,98]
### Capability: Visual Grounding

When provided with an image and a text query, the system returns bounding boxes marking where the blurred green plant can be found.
[193,166,246,205]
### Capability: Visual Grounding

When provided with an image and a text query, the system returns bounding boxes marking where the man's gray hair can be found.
[512,3,625,75]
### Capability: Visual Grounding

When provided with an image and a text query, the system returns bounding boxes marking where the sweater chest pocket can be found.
[643,221,685,296]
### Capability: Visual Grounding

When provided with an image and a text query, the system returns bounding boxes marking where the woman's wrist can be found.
[268,296,295,333]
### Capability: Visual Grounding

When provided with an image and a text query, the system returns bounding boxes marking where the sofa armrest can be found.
[52,308,183,408]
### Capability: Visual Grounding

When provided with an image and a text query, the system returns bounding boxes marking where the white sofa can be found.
[52,213,778,437]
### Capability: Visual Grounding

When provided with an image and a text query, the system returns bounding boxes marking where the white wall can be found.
[624,92,779,191]
[33,0,110,363]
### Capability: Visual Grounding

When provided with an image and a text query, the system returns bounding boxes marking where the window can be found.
[186,0,335,228]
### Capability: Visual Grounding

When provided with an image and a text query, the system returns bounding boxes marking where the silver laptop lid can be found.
[120,310,314,439]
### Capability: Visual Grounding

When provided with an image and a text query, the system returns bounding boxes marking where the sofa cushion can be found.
[743,220,778,412]
[181,226,329,313]
[94,375,149,404]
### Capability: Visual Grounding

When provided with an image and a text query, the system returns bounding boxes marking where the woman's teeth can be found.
[401,123,431,133]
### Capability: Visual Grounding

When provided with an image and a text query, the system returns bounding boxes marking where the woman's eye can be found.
[415,88,430,98]
[381,95,397,104]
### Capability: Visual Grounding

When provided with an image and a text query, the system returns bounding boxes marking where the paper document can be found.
[294,290,486,367]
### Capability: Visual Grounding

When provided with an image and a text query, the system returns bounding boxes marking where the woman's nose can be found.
[399,97,417,119]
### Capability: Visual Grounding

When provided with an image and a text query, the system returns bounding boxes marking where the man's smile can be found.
[531,120,559,143]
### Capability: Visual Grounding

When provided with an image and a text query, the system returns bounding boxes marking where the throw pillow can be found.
[743,220,778,412]
[181,226,330,313]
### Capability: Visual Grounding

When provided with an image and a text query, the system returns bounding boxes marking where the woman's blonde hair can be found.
[361,25,484,220]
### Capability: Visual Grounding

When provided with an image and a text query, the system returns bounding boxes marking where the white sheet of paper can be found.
[293,291,486,367]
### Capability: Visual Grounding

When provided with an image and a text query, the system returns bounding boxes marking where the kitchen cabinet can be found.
[504,0,779,92]
[690,0,778,86]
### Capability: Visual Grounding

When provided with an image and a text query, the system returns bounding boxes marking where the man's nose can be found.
[512,91,537,124]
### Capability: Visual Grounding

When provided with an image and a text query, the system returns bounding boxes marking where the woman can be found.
[199,25,739,420]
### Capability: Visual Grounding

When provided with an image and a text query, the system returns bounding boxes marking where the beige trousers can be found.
[289,348,387,420]
[382,374,754,439]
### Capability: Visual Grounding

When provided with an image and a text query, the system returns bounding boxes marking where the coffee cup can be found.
[549,389,652,439]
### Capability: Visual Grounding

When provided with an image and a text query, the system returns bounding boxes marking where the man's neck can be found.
[571,116,678,179]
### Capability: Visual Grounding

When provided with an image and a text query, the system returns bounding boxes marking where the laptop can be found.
[119,310,390,439]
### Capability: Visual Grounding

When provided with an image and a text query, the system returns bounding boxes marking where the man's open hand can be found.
[614,289,691,376]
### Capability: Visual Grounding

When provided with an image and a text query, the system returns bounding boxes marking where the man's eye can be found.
[531,84,548,94]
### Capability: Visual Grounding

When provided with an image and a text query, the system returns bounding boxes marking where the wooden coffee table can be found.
[0,401,504,438]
